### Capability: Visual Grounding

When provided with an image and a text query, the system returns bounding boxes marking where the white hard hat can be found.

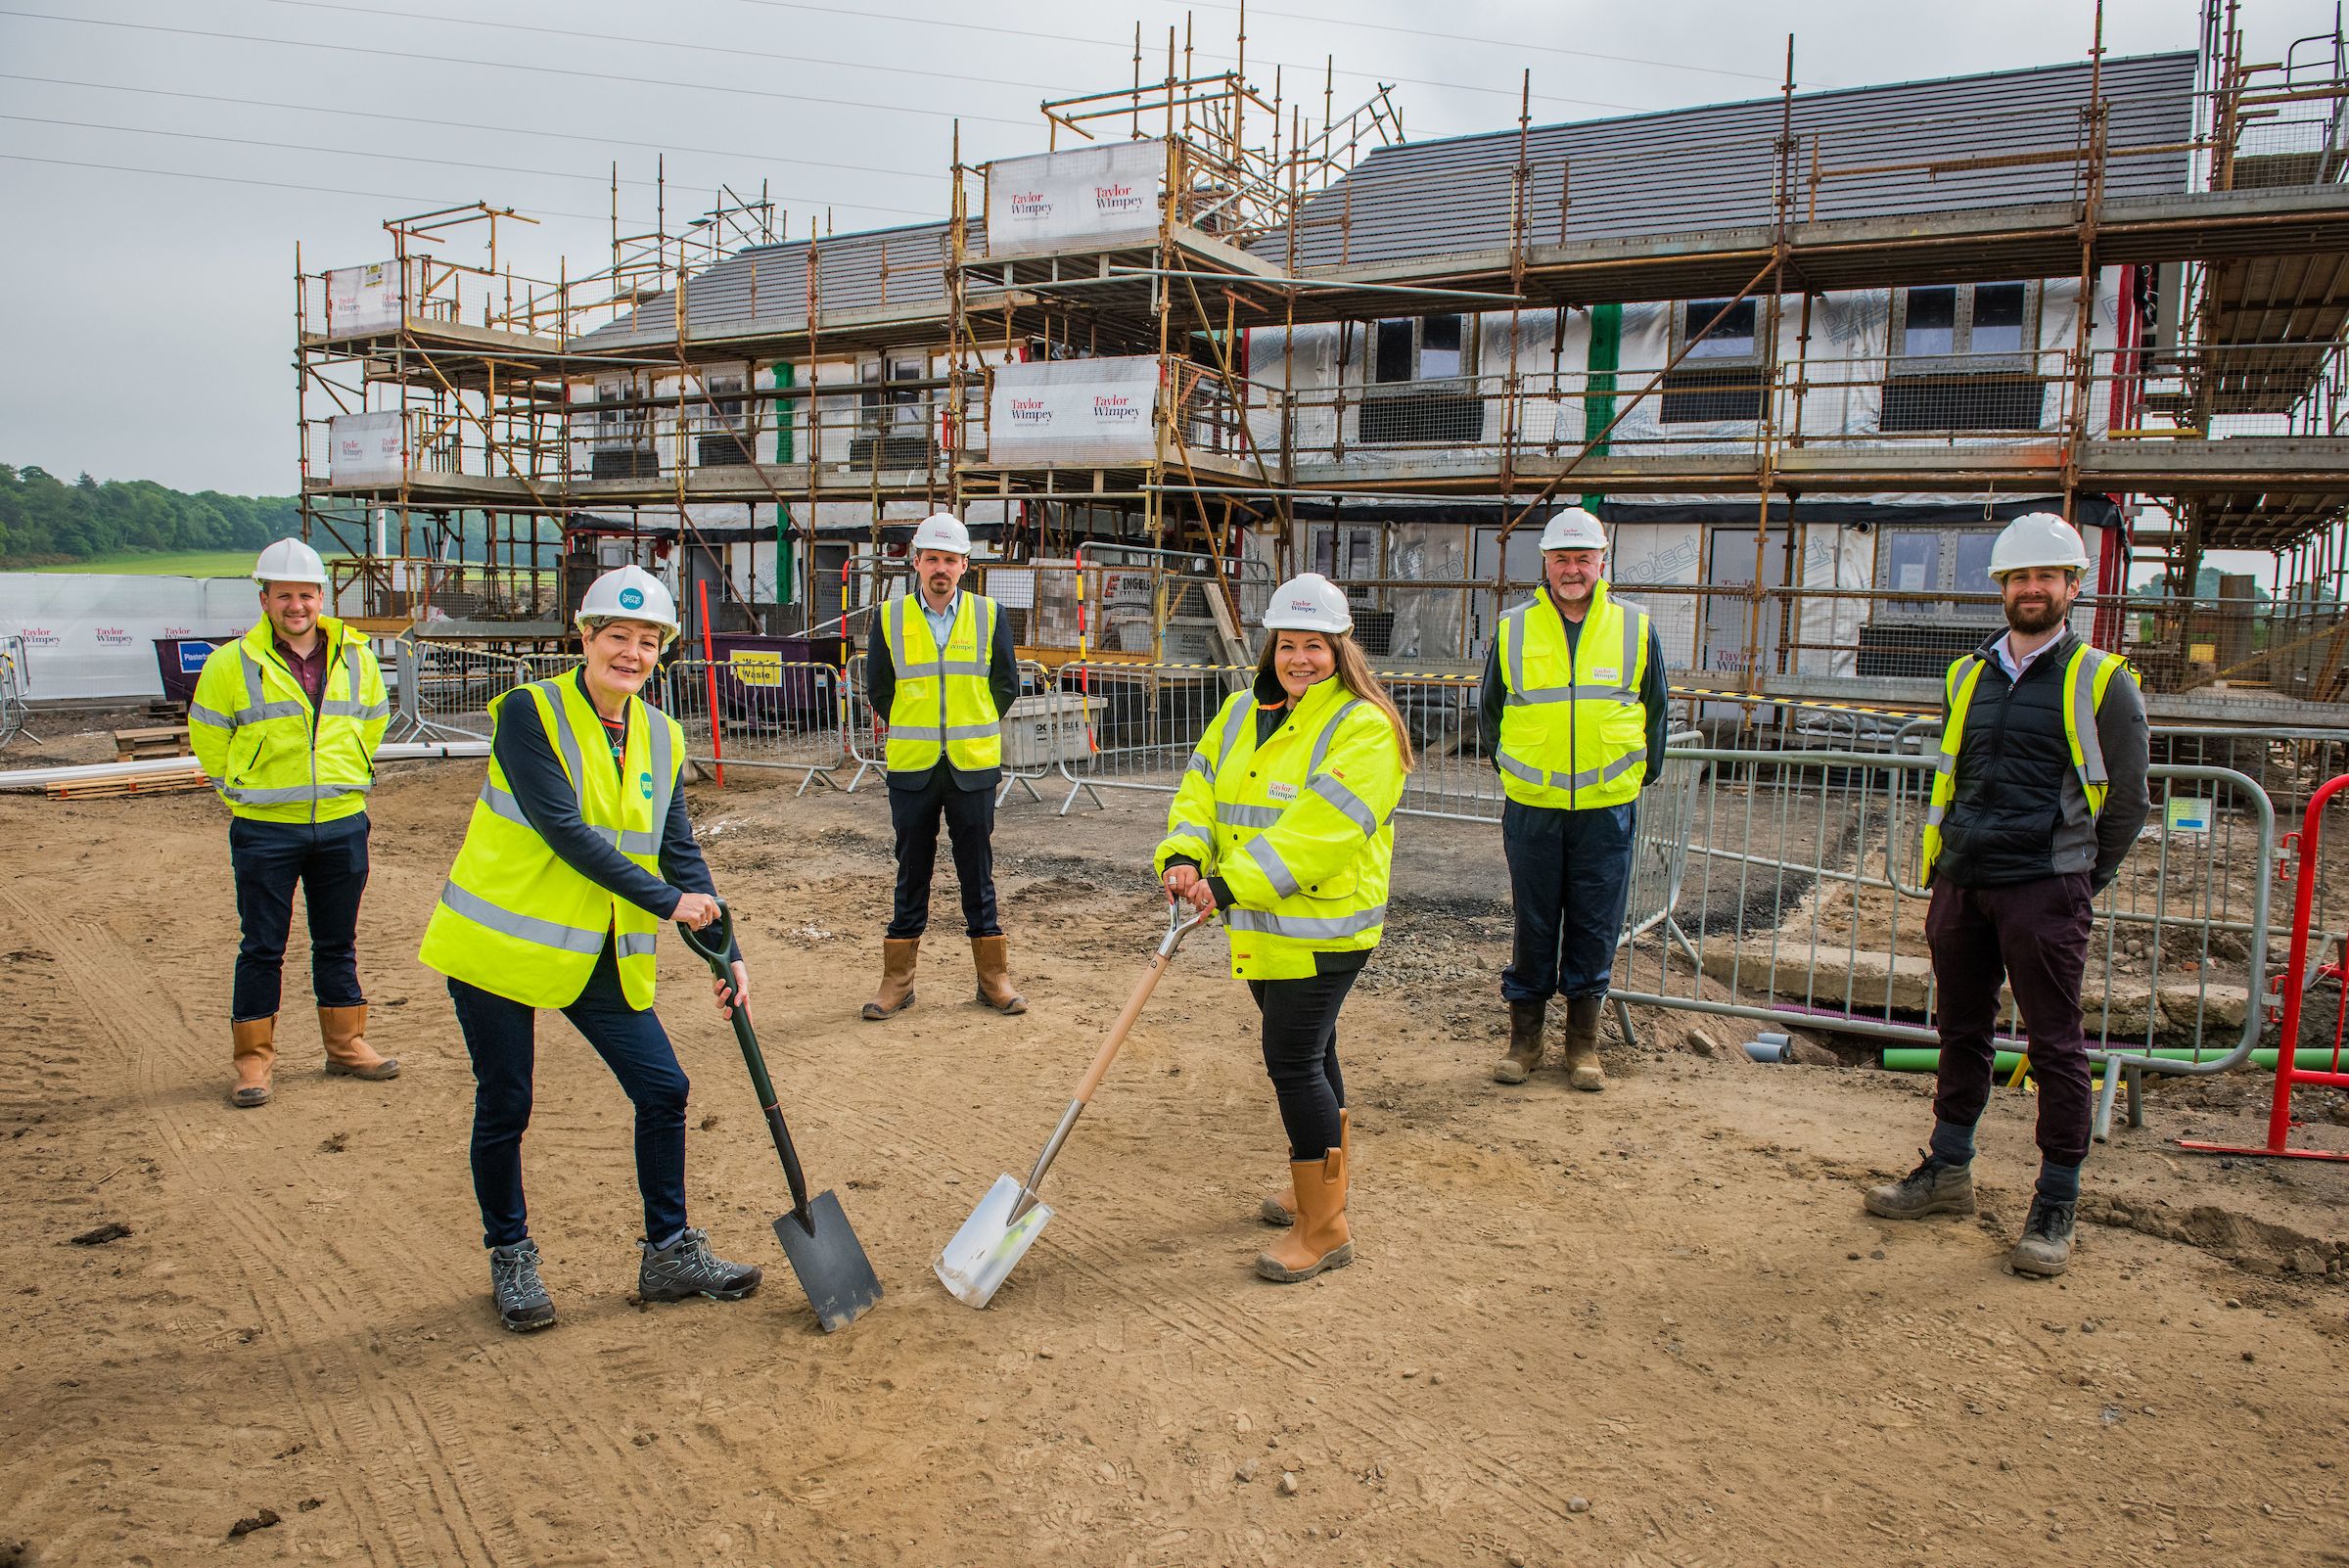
[909,512,972,556]
[1989,511,2090,577]
[576,565,680,645]
[253,537,329,587]
[1538,506,1608,553]
[1261,573,1353,634]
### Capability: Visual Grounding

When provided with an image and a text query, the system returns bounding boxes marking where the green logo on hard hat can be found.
[618,586,645,610]
[640,772,654,799]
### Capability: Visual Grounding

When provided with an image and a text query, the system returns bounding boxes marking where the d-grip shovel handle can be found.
[676,900,815,1228]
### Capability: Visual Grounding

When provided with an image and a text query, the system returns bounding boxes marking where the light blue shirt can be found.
[1994,630,2053,683]
[920,589,961,651]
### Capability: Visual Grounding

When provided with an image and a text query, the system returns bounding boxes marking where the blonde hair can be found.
[1256,630,1417,773]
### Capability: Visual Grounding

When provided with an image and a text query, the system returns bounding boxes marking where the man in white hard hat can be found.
[860,512,1026,1020]
[1866,510,2147,1279]
[1477,505,1668,1090]
[189,537,395,1107]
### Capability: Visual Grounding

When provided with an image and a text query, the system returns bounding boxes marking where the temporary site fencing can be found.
[390,634,2345,1142]
[0,635,29,749]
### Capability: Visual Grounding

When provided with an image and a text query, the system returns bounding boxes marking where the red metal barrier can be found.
[2181,771,2349,1161]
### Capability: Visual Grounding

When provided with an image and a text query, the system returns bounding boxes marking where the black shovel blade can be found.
[771,1188,883,1332]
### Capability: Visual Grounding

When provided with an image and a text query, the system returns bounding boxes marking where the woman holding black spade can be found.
[418,565,762,1333]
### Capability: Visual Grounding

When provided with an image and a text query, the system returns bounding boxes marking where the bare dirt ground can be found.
[3,749,2347,1568]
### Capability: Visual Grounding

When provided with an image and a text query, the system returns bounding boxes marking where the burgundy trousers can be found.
[1926,873,2096,1168]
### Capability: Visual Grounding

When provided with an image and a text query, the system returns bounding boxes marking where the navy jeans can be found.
[229,811,369,1022]
[450,939,691,1251]
[886,767,1000,939]
[1500,799,1635,1003]
[1246,968,1357,1161]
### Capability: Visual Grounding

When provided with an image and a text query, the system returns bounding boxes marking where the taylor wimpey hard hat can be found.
[576,564,680,645]
[909,512,972,556]
[1538,505,1608,553]
[1989,512,2090,578]
[1261,572,1353,634]
[252,537,330,587]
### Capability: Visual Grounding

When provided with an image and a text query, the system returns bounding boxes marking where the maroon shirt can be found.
[274,633,329,708]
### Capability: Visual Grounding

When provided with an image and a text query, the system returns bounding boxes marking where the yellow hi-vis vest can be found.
[417,675,683,1010]
[1495,580,1650,810]
[1153,675,1405,981]
[880,591,1003,777]
[188,615,388,824]
[1919,642,2131,889]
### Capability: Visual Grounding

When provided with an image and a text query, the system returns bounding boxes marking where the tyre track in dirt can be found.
[0,879,684,1568]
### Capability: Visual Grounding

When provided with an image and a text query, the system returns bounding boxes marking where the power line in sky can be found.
[0,152,647,225]
[0,113,937,218]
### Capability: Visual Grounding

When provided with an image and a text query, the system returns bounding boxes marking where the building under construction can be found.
[293,1,2349,725]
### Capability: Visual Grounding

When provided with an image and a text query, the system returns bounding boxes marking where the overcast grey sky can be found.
[0,0,2337,497]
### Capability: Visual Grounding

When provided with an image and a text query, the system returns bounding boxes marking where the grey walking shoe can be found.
[2007,1197,2077,1278]
[637,1228,763,1304]
[489,1240,556,1333]
[1863,1152,1977,1220]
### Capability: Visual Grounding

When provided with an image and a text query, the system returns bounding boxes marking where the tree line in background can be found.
[0,464,302,564]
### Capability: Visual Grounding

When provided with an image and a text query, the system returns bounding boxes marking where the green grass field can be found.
[23,549,347,576]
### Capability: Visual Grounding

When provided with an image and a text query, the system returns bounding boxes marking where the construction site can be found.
[5,1,2349,1564]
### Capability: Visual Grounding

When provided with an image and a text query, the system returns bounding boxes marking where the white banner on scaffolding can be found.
[0,574,254,700]
[324,260,404,335]
[985,141,1165,255]
[1610,521,1702,674]
[329,411,405,484]
[987,357,1159,464]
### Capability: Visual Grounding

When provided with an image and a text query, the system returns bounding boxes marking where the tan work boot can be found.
[1562,994,1606,1091]
[231,1016,276,1108]
[860,938,919,1021]
[1493,999,1545,1084]
[320,1005,400,1081]
[970,935,1027,1015]
[1262,1109,1349,1226]
[1256,1143,1353,1283]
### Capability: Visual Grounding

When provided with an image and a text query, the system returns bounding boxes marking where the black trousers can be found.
[1927,874,2096,1169]
[1246,968,1357,1161]
[229,811,369,1022]
[886,768,999,939]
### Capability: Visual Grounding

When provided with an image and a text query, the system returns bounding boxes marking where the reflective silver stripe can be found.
[1933,751,1958,774]
[890,724,944,741]
[320,698,390,720]
[1615,602,1642,699]
[1213,696,1250,775]
[1925,801,1949,827]
[1502,602,1532,700]
[223,782,371,805]
[1497,750,1551,787]
[1496,748,1644,792]
[976,597,995,676]
[1578,748,1646,789]
[614,827,661,854]
[1169,820,1217,849]
[616,930,659,959]
[1240,836,1302,899]
[1219,803,1283,828]
[534,679,589,787]
[1507,682,1638,706]
[2070,651,2109,787]
[1224,903,1387,940]
[1185,752,1215,781]
[478,781,533,828]
[1310,700,1361,774]
[643,712,677,847]
[1309,772,1381,837]
[943,721,999,740]
[937,660,990,676]
[438,879,608,954]
[188,702,238,730]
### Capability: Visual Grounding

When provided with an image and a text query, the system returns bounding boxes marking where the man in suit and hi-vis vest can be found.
[861,512,1027,1022]
[1478,505,1669,1092]
[1866,512,2148,1278]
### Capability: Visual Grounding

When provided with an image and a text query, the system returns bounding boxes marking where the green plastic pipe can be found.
[1882,1047,2343,1075]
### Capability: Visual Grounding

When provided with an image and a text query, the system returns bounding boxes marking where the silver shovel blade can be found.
[933,1173,1053,1309]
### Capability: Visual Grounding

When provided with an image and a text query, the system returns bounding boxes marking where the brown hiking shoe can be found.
[1864,1153,1977,1220]
[1562,994,1605,1091]
[861,938,919,1021]
[1493,1000,1545,1084]
[2007,1197,2076,1277]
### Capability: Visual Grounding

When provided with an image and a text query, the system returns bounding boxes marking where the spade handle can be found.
[678,900,814,1226]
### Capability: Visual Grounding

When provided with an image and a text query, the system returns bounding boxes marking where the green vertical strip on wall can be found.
[1580,301,1622,508]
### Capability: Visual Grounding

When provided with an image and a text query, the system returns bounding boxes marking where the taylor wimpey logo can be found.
[93,624,135,646]
[1092,181,1147,216]
[1092,393,1140,424]
[1008,190,1050,218]
[1010,396,1050,425]
[162,624,196,637]
[20,624,58,646]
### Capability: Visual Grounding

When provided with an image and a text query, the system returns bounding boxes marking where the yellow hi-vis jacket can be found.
[1919,643,2131,889]
[417,675,683,1010]
[1494,580,1650,810]
[1153,676,1405,981]
[188,615,388,824]
[880,591,1004,777]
